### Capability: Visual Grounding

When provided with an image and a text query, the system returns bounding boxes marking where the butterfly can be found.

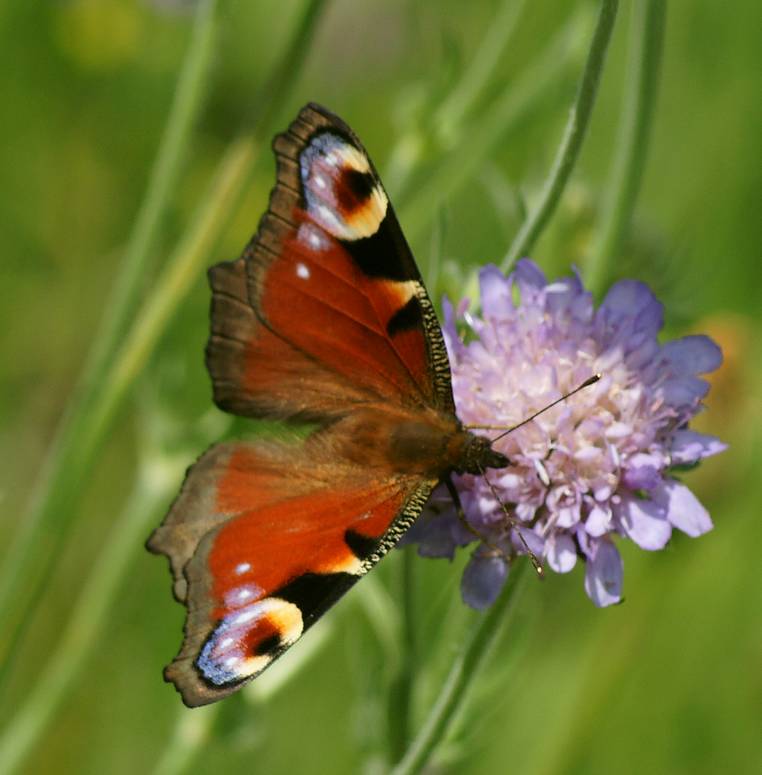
[147,103,509,707]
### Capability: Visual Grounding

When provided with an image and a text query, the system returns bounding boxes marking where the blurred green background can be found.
[0,1,760,774]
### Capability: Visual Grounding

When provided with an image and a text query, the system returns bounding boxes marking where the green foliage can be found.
[1,1,759,773]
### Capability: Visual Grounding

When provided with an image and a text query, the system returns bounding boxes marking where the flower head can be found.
[404,260,725,608]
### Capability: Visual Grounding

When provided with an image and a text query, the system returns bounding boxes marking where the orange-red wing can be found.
[206,258,379,421]
[206,103,454,422]
[147,440,434,707]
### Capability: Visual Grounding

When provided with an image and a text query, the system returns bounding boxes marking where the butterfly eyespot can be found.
[299,131,388,241]
[253,633,282,656]
[336,167,376,213]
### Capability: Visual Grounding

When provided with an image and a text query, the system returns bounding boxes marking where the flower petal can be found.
[515,526,545,557]
[584,538,623,607]
[659,375,710,407]
[585,503,612,536]
[479,264,513,318]
[461,553,509,610]
[599,279,663,335]
[622,452,662,491]
[401,509,465,559]
[513,258,547,295]
[655,480,713,537]
[661,335,723,375]
[617,495,672,550]
[546,532,577,573]
[441,296,466,360]
[545,275,588,319]
[670,430,727,464]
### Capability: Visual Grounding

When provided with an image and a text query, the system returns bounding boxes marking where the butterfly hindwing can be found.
[148,440,434,706]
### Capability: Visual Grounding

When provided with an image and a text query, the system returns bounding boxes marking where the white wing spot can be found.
[234,609,256,626]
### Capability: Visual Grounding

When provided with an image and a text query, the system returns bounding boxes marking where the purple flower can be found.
[404,260,726,608]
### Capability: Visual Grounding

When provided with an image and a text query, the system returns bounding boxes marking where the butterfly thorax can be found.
[329,406,508,479]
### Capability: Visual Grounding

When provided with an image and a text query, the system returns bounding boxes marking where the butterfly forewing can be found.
[246,103,454,414]
[206,258,379,420]
[149,104,457,706]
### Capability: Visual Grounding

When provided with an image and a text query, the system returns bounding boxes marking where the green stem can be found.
[433,0,527,137]
[502,0,619,271]
[0,462,175,775]
[250,0,329,132]
[152,706,221,775]
[586,0,666,294]
[391,561,529,775]
[0,0,221,669]
[387,547,418,762]
[398,8,588,241]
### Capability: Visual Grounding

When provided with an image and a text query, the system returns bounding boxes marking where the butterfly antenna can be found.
[466,374,601,443]
[455,374,602,579]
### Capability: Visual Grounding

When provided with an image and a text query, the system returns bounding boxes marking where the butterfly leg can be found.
[444,475,504,551]
[444,474,544,578]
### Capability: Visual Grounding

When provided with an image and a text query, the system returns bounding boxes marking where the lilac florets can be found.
[405,260,726,608]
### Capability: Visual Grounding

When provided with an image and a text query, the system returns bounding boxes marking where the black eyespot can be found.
[337,167,375,212]
[253,633,282,656]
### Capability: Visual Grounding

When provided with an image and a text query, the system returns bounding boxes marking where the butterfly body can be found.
[148,104,508,707]
[322,404,507,478]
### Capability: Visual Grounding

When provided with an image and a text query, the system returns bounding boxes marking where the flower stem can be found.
[152,705,221,775]
[387,547,418,762]
[0,459,175,775]
[0,0,221,678]
[502,0,619,271]
[586,0,666,294]
[391,561,529,775]
[432,0,527,138]
[400,8,588,241]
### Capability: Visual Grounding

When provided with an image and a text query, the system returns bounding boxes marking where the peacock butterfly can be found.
[147,103,511,707]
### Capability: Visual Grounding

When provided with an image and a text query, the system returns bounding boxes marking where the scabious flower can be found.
[404,260,726,608]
